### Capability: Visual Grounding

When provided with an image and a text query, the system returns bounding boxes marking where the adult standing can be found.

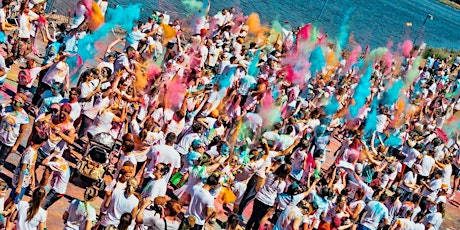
[0,93,29,171]
[143,133,181,186]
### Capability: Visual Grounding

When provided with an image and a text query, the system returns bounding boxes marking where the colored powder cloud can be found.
[336,8,355,56]
[309,46,326,76]
[405,56,422,85]
[381,80,404,106]
[77,4,141,62]
[350,64,373,118]
[402,40,413,58]
[324,96,340,116]
[181,0,204,13]
[344,45,362,72]
[248,49,261,76]
[364,96,378,135]
[384,134,401,147]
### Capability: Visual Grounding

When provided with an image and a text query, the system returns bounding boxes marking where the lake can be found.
[52,0,460,49]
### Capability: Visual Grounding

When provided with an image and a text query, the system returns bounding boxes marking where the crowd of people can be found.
[0,0,458,229]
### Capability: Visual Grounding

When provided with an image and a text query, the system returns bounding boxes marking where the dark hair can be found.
[27,187,46,221]
[206,174,220,186]
[379,193,388,202]
[101,67,112,77]
[2,0,10,7]
[122,139,135,153]
[273,164,292,180]
[71,87,81,96]
[118,213,133,230]
[5,57,13,68]
[165,133,176,144]
[157,163,171,176]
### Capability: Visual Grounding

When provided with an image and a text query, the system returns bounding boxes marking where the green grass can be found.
[423,47,459,61]
[437,0,460,10]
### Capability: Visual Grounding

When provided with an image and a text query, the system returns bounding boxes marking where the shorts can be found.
[35,148,50,166]
[10,187,28,204]
[453,165,460,178]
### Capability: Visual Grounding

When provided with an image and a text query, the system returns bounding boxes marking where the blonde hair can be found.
[126,178,138,195]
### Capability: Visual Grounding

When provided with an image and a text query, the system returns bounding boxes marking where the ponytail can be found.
[27,187,46,221]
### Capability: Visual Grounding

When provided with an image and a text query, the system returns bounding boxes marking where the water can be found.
[54,0,460,49]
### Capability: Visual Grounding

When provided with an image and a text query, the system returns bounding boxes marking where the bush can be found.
[423,47,459,62]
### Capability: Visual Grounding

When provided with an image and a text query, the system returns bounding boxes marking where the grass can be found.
[422,47,459,61]
[437,0,460,10]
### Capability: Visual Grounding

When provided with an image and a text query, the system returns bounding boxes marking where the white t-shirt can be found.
[185,185,215,226]
[422,178,442,200]
[403,148,420,168]
[48,157,71,194]
[13,147,37,188]
[255,151,278,178]
[175,133,201,155]
[69,101,82,122]
[41,62,69,87]
[19,11,39,38]
[273,206,305,230]
[142,214,180,230]
[79,80,98,111]
[423,212,443,230]
[255,173,286,206]
[86,110,115,137]
[101,190,139,228]
[360,201,389,230]
[400,171,417,192]
[0,107,29,147]
[141,178,168,201]
[145,144,181,181]
[419,155,435,177]
[25,67,42,88]
[15,201,47,230]
[63,200,97,230]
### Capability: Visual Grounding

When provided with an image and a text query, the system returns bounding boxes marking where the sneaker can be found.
[19,58,26,63]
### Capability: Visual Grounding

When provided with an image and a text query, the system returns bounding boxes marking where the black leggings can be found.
[246,199,272,230]
[237,174,259,215]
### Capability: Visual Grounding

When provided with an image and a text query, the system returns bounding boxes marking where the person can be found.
[101,162,135,215]
[246,164,292,230]
[62,187,98,230]
[0,0,18,42]
[136,199,182,230]
[183,174,220,230]
[140,163,170,203]
[17,5,39,62]
[0,93,29,171]
[357,193,389,230]
[41,153,71,210]
[273,200,312,230]
[143,132,181,186]
[9,134,47,206]
[99,177,139,229]
[9,187,47,230]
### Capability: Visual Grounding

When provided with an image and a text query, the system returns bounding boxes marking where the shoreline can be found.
[436,0,460,10]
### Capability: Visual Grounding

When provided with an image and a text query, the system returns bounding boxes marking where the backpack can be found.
[18,69,32,86]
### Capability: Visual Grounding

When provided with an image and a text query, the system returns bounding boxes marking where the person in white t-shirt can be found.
[422,203,444,230]
[41,154,70,210]
[0,93,30,170]
[0,0,18,42]
[11,187,47,230]
[143,133,181,186]
[141,163,170,203]
[63,187,98,230]
[18,6,39,61]
[358,194,389,230]
[136,199,182,230]
[247,164,291,230]
[100,178,139,229]
[185,174,219,229]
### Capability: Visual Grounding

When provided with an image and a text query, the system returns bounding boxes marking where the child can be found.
[8,135,47,206]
